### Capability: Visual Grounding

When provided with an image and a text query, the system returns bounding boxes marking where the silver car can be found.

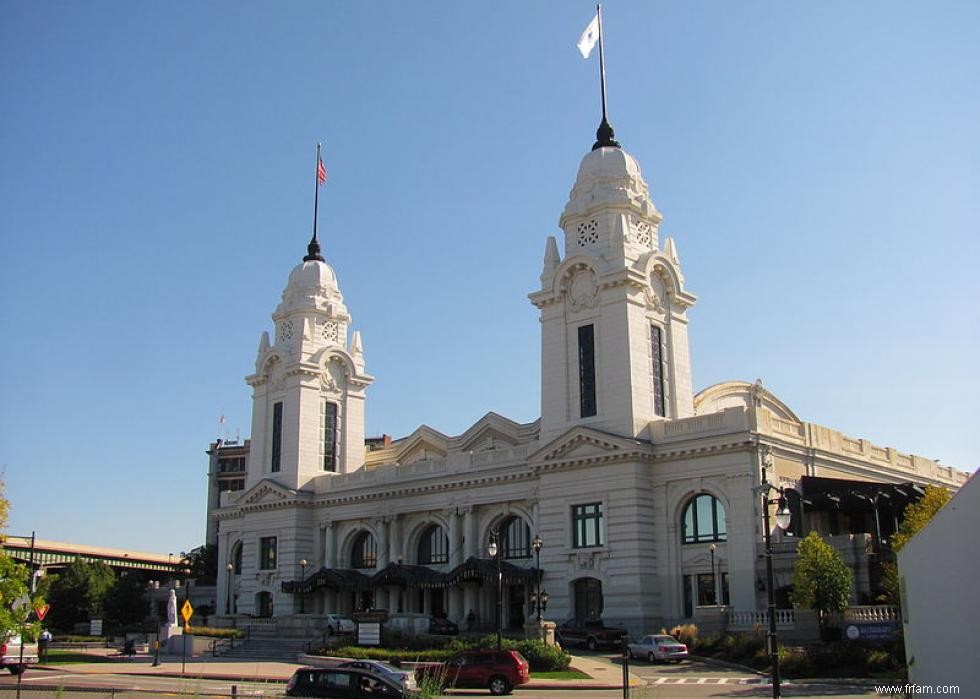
[627,634,689,663]
[337,659,418,691]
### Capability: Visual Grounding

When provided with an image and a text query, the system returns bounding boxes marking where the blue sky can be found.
[2,1,977,554]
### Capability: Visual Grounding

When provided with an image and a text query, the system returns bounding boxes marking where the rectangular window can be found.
[271,402,283,472]
[259,536,277,570]
[651,325,666,417]
[324,401,338,471]
[572,502,604,548]
[578,324,597,418]
[697,573,716,605]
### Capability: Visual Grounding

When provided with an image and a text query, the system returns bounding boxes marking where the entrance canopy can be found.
[282,557,538,594]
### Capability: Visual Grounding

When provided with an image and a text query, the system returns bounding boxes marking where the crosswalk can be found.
[649,676,768,685]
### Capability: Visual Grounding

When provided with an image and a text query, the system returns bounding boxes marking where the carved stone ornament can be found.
[644,286,664,313]
[320,371,339,393]
[568,270,598,312]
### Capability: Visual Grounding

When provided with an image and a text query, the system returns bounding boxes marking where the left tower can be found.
[245,236,373,491]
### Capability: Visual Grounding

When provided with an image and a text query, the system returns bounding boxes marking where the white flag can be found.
[577,13,600,58]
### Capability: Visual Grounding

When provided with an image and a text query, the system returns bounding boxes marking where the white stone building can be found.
[210,129,969,633]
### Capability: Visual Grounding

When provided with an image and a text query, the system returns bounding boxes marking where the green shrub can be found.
[513,640,570,672]
[185,626,244,639]
[778,646,814,677]
[322,637,570,672]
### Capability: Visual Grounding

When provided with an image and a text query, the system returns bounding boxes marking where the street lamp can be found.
[530,535,545,622]
[487,530,502,651]
[225,563,234,615]
[757,446,792,699]
[299,559,308,614]
[709,543,717,605]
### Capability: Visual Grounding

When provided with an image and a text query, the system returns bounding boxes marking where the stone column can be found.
[378,517,390,567]
[448,508,462,567]
[389,515,402,564]
[326,522,338,568]
[462,506,476,559]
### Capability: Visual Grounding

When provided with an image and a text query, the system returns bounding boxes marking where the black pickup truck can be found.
[556,618,628,651]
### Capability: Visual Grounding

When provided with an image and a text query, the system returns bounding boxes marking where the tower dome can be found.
[560,146,660,230]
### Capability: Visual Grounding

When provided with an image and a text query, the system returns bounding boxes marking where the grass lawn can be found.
[531,669,592,680]
[44,650,106,664]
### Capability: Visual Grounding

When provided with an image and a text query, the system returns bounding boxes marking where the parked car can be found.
[427,616,459,635]
[414,650,529,696]
[0,635,39,675]
[324,614,356,635]
[286,667,419,697]
[556,618,628,650]
[337,660,417,691]
[627,634,689,663]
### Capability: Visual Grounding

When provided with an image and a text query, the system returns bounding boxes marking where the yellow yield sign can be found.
[180,600,194,628]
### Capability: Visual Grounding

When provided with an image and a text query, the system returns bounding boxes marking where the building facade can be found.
[210,136,969,632]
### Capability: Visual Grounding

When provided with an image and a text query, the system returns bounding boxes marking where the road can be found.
[0,665,887,699]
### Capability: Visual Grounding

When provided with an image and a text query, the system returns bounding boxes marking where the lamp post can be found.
[225,563,234,615]
[709,543,717,605]
[531,535,545,622]
[758,446,792,699]
[179,564,191,676]
[487,530,502,650]
[299,559,308,614]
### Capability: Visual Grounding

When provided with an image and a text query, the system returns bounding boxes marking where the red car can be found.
[415,650,529,695]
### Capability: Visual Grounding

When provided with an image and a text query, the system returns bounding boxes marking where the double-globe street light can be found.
[225,563,234,614]
[487,530,503,650]
[529,535,549,622]
[757,446,793,699]
[299,559,309,614]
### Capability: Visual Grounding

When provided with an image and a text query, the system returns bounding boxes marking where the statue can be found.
[167,589,178,627]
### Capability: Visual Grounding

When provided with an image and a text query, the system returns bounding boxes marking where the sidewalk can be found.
[38,647,644,691]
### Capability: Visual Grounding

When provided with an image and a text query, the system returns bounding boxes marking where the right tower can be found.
[530,144,697,443]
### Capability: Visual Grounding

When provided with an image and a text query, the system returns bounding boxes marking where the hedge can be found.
[320,637,570,672]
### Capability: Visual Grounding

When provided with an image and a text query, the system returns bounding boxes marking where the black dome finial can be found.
[303,233,324,262]
[592,116,621,151]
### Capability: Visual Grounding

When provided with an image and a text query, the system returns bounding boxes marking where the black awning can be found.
[799,475,924,512]
[370,562,447,589]
[282,567,371,594]
[445,556,540,587]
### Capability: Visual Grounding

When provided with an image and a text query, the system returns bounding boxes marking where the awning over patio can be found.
[282,557,539,594]
[282,567,372,594]
[798,476,924,512]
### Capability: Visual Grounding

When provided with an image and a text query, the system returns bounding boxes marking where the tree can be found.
[880,485,952,605]
[790,531,854,633]
[184,544,217,583]
[0,479,43,641]
[104,572,149,633]
[46,561,115,632]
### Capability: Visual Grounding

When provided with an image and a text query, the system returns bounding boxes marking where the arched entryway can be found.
[572,577,603,620]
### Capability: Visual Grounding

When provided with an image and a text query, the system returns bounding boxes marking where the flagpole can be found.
[592,4,620,150]
[312,142,321,243]
[597,4,608,124]
[305,143,325,262]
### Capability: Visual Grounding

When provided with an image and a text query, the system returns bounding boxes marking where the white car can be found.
[338,659,418,691]
[324,613,356,635]
[627,634,689,663]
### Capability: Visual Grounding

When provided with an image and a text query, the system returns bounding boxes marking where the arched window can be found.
[418,524,449,565]
[499,516,531,559]
[681,494,727,544]
[351,531,378,569]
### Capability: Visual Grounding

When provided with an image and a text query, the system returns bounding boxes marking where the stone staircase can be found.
[217,626,317,663]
